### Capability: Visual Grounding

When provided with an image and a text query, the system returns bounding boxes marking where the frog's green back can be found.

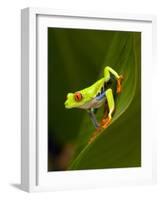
[80,78,104,97]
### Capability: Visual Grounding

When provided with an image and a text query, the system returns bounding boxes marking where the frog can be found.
[64,66,123,129]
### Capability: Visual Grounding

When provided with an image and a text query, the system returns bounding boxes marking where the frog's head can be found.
[65,91,85,109]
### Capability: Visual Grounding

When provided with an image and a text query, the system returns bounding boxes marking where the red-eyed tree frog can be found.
[64,66,123,129]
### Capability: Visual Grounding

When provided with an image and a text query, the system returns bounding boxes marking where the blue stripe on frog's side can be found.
[95,92,106,101]
[95,73,117,102]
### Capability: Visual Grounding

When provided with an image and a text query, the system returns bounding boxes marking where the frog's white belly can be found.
[79,96,106,109]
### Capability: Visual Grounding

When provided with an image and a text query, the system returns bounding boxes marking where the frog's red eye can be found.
[74,92,82,102]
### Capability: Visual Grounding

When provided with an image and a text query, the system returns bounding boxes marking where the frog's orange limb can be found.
[117,75,124,94]
[101,116,112,129]
[101,88,115,128]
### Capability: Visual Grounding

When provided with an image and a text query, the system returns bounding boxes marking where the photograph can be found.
[48,27,141,171]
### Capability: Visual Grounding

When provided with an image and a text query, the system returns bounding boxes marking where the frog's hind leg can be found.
[101,88,115,128]
[87,108,99,129]
[88,108,102,144]
[102,100,109,119]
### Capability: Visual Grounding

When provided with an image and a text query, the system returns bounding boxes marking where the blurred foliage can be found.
[48,28,141,171]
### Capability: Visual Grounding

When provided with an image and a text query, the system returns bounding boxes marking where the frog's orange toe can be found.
[116,85,122,94]
[116,75,123,94]
[101,117,111,129]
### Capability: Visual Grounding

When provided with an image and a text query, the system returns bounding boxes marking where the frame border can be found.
[21,7,157,192]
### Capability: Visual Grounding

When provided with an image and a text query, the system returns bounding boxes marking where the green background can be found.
[48,28,141,171]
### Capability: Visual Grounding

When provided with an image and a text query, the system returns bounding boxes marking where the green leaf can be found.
[69,32,141,170]
[48,28,141,171]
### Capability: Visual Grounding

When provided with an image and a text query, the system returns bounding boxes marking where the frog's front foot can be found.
[101,116,112,129]
[117,75,123,94]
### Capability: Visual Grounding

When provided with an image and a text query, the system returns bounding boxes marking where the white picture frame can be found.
[21,7,157,192]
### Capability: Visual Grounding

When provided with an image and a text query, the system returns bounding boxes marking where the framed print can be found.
[21,7,156,192]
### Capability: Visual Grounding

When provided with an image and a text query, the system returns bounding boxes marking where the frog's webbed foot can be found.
[88,115,112,144]
[101,116,112,129]
[117,75,124,94]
